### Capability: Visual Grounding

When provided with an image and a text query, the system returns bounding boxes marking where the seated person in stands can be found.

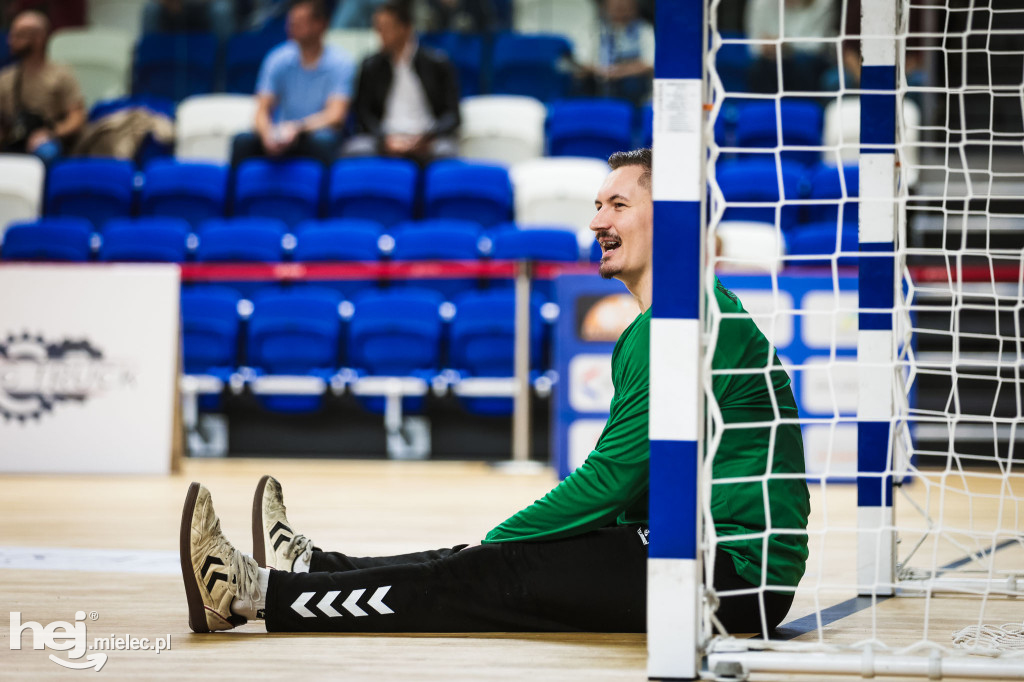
[343,1,460,163]
[142,0,235,41]
[574,0,654,105]
[232,0,354,166]
[0,10,85,166]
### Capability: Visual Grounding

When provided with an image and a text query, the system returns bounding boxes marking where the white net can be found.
[700,0,1024,675]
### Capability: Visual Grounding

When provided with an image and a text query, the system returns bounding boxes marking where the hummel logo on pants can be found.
[290,587,394,618]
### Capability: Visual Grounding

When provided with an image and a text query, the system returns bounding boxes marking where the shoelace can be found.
[282,533,314,567]
[200,517,261,603]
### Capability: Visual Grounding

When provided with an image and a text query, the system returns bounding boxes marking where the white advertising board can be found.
[0,264,180,473]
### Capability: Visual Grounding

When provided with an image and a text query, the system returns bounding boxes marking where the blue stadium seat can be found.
[246,287,343,412]
[292,218,382,297]
[716,159,806,231]
[140,160,228,227]
[419,31,483,97]
[390,219,482,300]
[195,217,286,262]
[489,225,580,262]
[547,99,634,160]
[490,225,579,299]
[348,288,444,376]
[1,218,93,261]
[293,218,382,260]
[805,163,859,226]
[99,217,190,262]
[225,31,283,94]
[327,158,418,228]
[715,33,753,93]
[788,163,860,267]
[235,158,324,226]
[347,287,446,416]
[423,160,513,226]
[589,237,602,263]
[181,286,241,377]
[45,158,135,226]
[133,33,219,102]
[448,289,545,415]
[735,100,824,167]
[492,33,572,102]
[640,103,653,148]
[785,221,858,267]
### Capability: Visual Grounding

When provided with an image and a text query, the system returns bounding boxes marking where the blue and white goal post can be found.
[648,0,1024,679]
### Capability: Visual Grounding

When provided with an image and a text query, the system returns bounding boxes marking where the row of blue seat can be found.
[2,217,580,262]
[132,30,574,103]
[41,156,514,229]
[183,285,550,415]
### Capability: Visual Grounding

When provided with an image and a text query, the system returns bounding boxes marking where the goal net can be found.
[651,0,1024,678]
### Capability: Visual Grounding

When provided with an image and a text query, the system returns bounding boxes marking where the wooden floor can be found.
[1,458,1021,680]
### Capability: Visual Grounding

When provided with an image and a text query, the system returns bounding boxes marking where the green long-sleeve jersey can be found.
[483,280,811,588]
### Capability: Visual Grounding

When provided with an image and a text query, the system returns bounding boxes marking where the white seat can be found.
[823,95,922,187]
[87,0,145,38]
[509,157,610,249]
[713,220,785,274]
[325,29,380,66]
[0,154,45,238]
[48,28,134,107]
[176,94,259,163]
[459,95,547,165]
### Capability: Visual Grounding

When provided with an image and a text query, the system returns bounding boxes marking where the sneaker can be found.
[252,475,315,571]
[180,482,261,632]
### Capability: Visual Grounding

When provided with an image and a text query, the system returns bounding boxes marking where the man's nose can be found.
[589,207,609,233]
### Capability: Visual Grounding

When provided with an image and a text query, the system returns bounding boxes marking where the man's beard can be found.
[10,46,32,61]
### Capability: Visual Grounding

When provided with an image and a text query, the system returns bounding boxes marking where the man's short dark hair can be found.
[608,148,652,191]
[376,0,414,26]
[290,0,328,22]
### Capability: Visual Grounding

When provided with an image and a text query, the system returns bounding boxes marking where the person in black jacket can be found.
[342,0,460,163]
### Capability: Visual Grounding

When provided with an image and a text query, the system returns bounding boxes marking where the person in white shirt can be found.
[342,1,460,163]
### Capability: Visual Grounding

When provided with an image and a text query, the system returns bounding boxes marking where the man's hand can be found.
[263,122,299,156]
[26,128,53,152]
[384,134,425,156]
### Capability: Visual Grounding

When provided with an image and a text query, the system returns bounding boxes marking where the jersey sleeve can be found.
[483,316,650,543]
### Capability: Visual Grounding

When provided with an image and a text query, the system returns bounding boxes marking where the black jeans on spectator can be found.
[231,129,343,167]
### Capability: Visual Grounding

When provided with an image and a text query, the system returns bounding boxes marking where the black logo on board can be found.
[0,333,136,422]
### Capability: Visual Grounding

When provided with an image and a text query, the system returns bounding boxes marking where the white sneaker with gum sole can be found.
[252,475,314,571]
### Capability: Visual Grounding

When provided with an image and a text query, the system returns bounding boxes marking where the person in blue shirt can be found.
[231,0,355,166]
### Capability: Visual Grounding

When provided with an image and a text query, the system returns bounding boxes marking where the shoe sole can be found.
[179,481,211,633]
[252,475,271,569]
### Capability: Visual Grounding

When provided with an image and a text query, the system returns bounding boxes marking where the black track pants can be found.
[263,525,793,634]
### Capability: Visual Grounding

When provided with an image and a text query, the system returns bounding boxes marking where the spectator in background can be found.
[3,0,85,32]
[574,0,654,105]
[343,1,460,163]
[232,0,354,166]
[142,0,236,41]
[744,0,837,93]
[0,10,85,166]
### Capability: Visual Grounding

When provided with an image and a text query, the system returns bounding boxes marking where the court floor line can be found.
[0,546,179,575]
[775,538,1019,640]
